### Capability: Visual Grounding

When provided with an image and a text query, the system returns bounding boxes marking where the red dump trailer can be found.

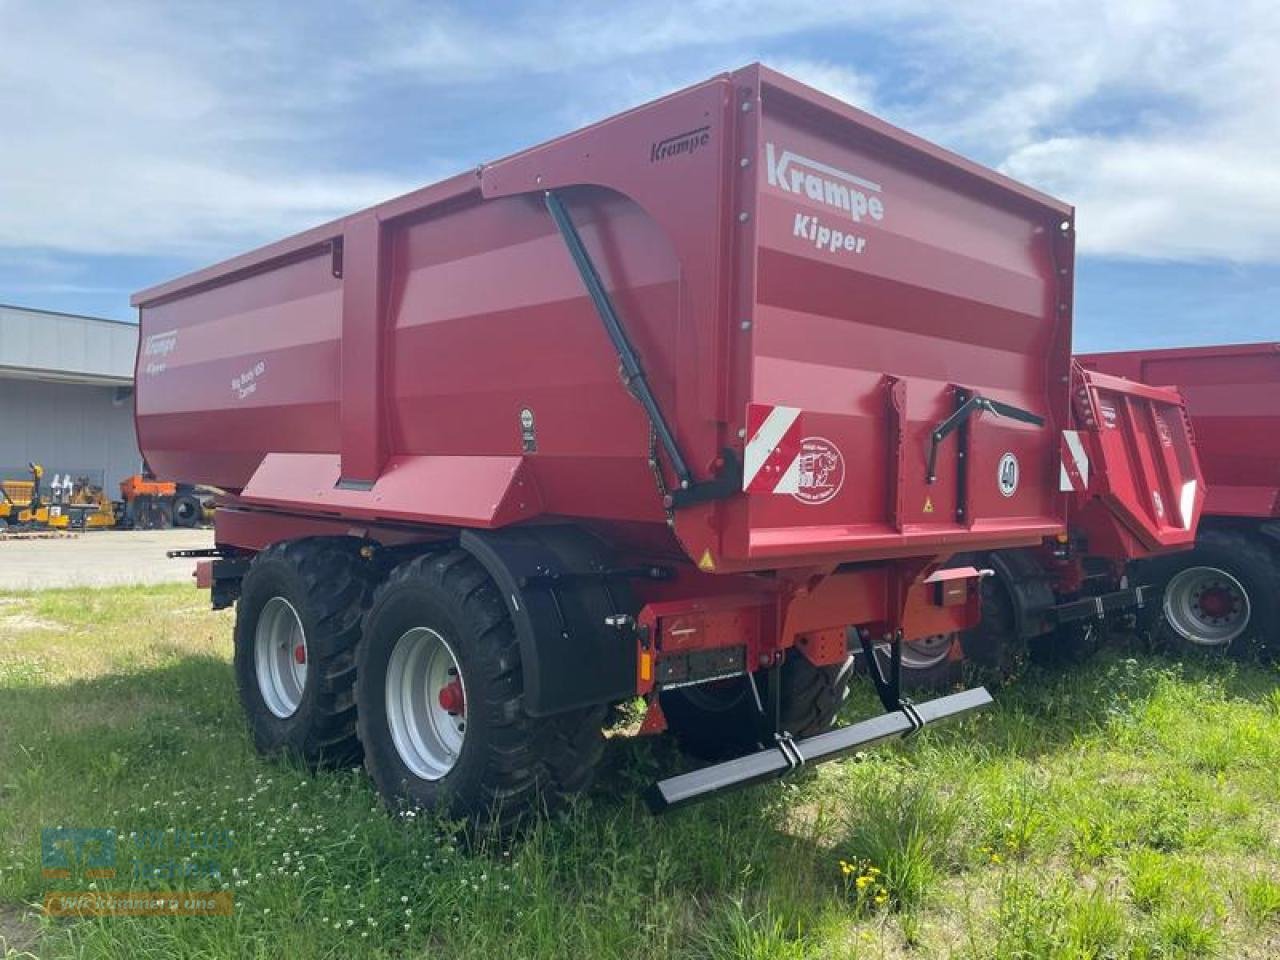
[132,64,1193,823]
[945,362,1204,680]
[1081,343,1280,654]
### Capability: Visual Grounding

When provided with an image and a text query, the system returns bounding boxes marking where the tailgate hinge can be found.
[925,390,1046,488]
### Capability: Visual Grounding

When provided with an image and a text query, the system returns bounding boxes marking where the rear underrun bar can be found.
[647,686,993,813]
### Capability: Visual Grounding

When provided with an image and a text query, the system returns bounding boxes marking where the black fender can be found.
[1256,521,1280,549]
[987,549,1056,639]
[459,526,637,717]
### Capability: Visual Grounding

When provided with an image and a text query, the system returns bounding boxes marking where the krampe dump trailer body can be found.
[132,65,1189,821]
[1080,343,1279,653]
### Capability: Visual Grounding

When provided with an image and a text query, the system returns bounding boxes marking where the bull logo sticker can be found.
[998,452,1020,498]
[792,437,845,505]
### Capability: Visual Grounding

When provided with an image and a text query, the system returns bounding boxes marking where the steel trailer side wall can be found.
[133,64,1076,573]
[1080,343,1280,520]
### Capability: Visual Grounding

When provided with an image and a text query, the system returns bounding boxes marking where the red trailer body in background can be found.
[1080,343,1280,653]
[131,65,1200,820]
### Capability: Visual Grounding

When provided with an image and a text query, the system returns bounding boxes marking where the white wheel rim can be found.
[877,634,953,671]
[254,596,308,718]
[385,627,467,780]
[1163,565,1251,646]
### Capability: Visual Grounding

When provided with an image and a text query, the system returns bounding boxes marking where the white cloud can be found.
[0,4,415,259]
[882,1,1280,262]
[378,0,1280,263]
[768,59,878,113]
[1002,136,1280,262]
[1,0,1278,266]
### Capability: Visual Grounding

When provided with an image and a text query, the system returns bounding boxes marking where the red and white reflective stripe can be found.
[743,404,803,494]
[1059,429,1091,492]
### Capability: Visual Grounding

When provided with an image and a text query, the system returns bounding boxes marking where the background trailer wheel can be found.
[661,653,853,761]
[233,538,375,766]
[171,493,203,528]
[1146,528,1280,657]
[356,551,606,828]
[876,633,959,691]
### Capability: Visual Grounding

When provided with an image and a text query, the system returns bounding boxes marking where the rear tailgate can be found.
[1065,364,1203,556]
[722,67,1073,566]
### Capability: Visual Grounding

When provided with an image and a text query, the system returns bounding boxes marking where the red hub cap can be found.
[437,678,465,715]
[293,644,307,665]
[1196,586,1235,620]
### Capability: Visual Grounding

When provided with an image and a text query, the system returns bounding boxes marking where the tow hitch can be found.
[647,631,993,813]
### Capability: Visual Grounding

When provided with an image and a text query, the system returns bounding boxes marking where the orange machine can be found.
[119,474,177,529]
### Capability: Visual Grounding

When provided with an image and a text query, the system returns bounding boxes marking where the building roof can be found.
[0,303,136,386]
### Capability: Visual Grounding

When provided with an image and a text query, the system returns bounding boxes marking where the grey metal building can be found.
[0,304,140,494]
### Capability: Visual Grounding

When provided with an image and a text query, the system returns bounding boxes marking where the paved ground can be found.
[0,528,213,589]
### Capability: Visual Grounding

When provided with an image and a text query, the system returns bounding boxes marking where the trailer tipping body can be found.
[1078,342,1278,653]
[128,65,1198,817]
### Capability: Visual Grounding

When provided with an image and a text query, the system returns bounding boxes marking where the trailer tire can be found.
[959,572,1023,680]
[661,653,853,762]
[233,538,374,767]
[1147,528,1280,658]
[1027,621,1101,667]
[356,551,606,829]
[172,493,202,528]
[874,634,960,691]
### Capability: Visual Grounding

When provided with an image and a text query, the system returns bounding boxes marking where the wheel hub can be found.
[900,633,953,671]
[437,678,465,715]
[253,596,308,719]
[1196,586,1234,620]
[1163,565,1250,646]
[385,627,468,781]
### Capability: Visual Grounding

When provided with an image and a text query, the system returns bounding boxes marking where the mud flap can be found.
[647,686,992,813]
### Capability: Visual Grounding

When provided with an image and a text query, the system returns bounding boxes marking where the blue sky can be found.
[1,0,1276,351]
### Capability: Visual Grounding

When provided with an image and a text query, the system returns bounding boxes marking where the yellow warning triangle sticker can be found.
[923,496,934,514]
[697,549,716,572]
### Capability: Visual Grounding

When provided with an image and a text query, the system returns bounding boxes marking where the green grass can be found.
[2,585,1280,958]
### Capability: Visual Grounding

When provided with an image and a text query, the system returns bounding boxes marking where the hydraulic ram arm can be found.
[544,190,693,489]
[545,190,741,508]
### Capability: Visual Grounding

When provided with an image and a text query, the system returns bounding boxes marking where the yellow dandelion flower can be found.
[855,875,871,889]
